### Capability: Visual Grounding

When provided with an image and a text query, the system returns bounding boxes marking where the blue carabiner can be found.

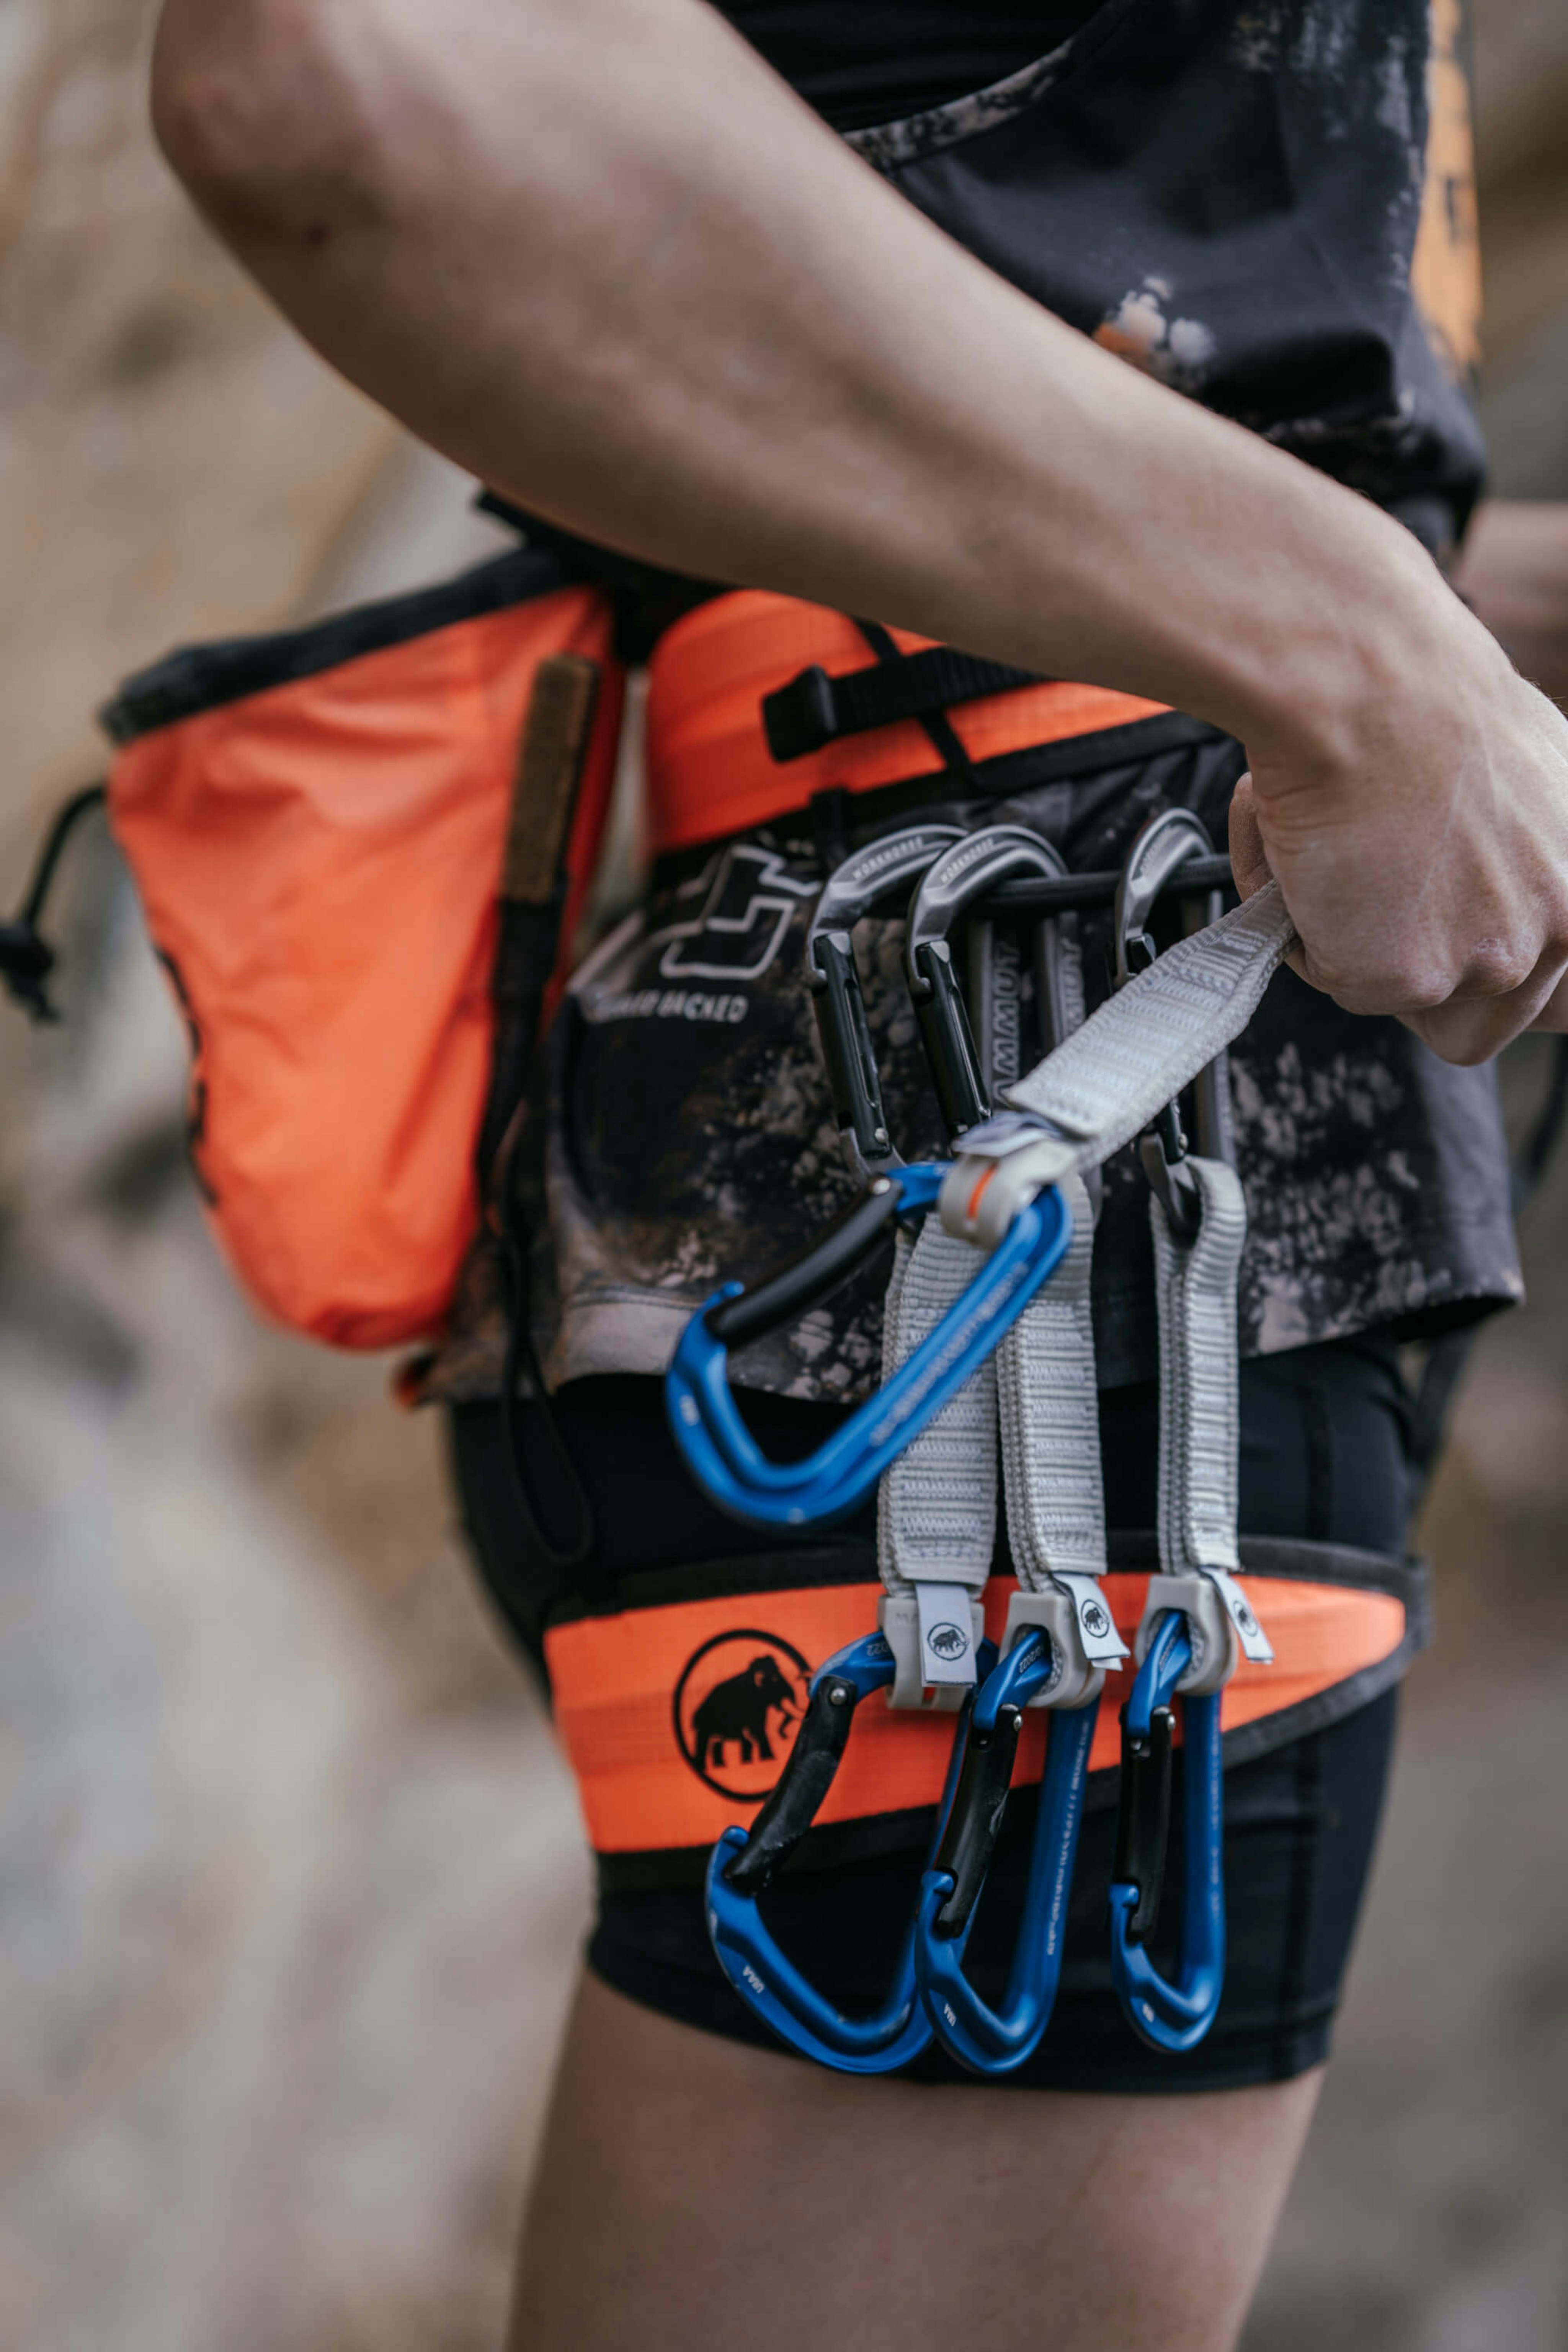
[912,1630,1098,2074]
[706,1629,993,2072]
[1107,1610,1225,2053]
[666,1165,1072,1528]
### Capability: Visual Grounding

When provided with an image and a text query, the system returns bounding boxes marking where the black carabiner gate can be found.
[805,824,964,1178]
[905,823,1077,1141]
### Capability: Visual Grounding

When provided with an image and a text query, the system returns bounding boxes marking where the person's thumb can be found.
[1227,772,1273,897]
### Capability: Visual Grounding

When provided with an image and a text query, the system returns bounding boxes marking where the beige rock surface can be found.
[1,5,1566,2349]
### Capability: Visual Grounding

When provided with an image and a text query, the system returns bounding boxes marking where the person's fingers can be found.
[1227,773,1272,897]
[1229,770,1314,987]
[1406,958,1568,1065]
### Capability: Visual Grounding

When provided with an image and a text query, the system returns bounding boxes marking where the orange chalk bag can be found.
[4,546,626,1350]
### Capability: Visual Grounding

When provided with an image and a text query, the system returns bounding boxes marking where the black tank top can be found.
[717,0,1485,542]
[715,3,1100,132]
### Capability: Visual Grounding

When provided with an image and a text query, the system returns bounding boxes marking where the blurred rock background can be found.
[0,4,1564,2347]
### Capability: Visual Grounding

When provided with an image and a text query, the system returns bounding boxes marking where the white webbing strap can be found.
[877,890,1292,1709]
[939,886,1296,1244]
[876,1215,997,1708]
[1143,1155,1274,1694]
[996,1171,1128,1696]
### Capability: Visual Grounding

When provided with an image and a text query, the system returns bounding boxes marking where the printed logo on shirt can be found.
[652,844,818,983]
[581,986,750,1026]
[673,1628,812,1803]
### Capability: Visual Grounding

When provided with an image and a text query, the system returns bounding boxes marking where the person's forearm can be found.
[152,0,1568,1064]
[152,0,1446,756]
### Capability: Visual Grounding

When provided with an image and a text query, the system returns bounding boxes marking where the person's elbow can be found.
[150,0,387,240]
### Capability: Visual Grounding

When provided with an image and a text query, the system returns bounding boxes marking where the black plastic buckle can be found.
[1112,1701,1175,1944]
[763,666,839,763]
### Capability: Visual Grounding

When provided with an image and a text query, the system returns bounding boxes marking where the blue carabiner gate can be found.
[1107,1610,1225,2053]
[706,1629,993,2072]
[666,1163,1072,1527]
[911,1630,1099,2073]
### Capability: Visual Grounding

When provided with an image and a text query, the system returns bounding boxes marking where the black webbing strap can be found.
[762,643,1045,764]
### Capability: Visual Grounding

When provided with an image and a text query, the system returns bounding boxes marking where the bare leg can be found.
[511,1971,1320,2352]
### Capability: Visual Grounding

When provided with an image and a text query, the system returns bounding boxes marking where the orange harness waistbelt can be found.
[644,591,1170,857]
[544,1547,1421,1861]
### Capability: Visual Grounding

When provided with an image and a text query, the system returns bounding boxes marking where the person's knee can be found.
[150,0,383,236]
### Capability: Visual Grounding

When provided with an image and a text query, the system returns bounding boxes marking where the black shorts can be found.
[448,1332,1414,2093]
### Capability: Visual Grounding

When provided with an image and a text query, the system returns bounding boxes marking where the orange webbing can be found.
[545,1572,1405,1857]
[644,592,1169,857]
[110,585,623,1351]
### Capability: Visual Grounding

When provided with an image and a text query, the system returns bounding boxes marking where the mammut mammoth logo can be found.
[926,1621,969,1665]
[653,845,818,983]
[673,1629,812,1804]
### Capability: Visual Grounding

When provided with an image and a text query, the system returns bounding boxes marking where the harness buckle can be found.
[762,663,840,762]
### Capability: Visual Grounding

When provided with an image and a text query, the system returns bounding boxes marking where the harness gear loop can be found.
[703,1632,995,2073]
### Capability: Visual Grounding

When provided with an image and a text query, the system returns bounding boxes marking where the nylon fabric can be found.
[997,1169,1105,1592]
[1152,1161,1247,1584]
[875,1216,998,1599]
[108,577,624,1348]
[998,885,1297,1178]
[645,591,1168,855]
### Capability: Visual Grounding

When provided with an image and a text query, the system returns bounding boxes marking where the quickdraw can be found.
[913,1628,1099,2073]
[668,802,1300,2069]
[704,1629,993,2072]
[1107,1612,1225,2053]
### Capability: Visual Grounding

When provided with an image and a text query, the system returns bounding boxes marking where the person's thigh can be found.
[461,1334,1410,2345]
[511,1972,1321,2352]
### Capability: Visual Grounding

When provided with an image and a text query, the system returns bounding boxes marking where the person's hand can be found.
[1228,575,1568,1065]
